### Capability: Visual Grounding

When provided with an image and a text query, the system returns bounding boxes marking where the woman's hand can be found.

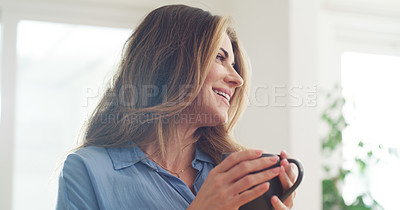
[188,149,281,210]
[271,150,298,210]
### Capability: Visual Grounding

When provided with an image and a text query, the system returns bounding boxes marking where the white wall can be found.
[227,0,291,154]
[225,1,320,210]
[289,1,320,209]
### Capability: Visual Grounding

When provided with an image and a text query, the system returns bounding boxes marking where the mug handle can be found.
[279,158,304,202]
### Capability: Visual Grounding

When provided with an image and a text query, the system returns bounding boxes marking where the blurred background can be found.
[0,0,399,209]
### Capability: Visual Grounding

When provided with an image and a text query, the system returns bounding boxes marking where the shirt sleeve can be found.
[56,153,100,210]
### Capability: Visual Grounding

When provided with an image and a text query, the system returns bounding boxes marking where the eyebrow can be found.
[220,47,235,66]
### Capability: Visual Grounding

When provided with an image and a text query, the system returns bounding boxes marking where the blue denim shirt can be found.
[56,144,215,210]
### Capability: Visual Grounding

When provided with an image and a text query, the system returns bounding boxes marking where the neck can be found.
[141,120,198,171]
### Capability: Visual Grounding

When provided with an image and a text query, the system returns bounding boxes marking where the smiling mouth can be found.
[213,89,231,102]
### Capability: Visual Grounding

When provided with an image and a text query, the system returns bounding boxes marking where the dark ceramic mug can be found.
[222,153,304,210]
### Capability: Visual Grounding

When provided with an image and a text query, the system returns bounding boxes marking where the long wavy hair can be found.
[79,4,251,163]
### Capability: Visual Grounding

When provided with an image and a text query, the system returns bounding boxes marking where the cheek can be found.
[196,65,226,107]
[204,65,223,83]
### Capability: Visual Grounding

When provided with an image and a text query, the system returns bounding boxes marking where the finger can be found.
[288,163,297,183]
[271,196,289,210]
[279,165,294,191]
[279,151,297,183]
[234,182,270,207]
[283,192,295,209]
[280,150,290,159]
[226,156,280,182]
[230,166,280,193]
[278,165,296,208]
[215,150,263,173]
[281,159,297,183]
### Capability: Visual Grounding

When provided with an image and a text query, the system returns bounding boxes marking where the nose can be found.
[225,66,244,88]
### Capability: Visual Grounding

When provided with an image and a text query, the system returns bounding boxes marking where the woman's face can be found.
[190,33,244,126]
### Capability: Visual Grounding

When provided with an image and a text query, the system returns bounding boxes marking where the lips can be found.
[212,88,233,104]
[213,89,231,102]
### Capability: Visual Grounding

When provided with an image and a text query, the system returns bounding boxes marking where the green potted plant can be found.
[320,85,391,210]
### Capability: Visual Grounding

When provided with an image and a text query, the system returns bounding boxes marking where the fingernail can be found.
[255,150,263,156]
[272,195,279,203]
[263,182,270,190]
[270,155,279,162]
[282,159,289,166]
[281,150,287,156]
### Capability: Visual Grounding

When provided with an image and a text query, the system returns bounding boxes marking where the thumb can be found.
[271,196,288,210]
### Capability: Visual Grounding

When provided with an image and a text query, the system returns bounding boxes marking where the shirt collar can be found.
[106,143,147,170]
[107,142,215,170]
[193,145,215,165]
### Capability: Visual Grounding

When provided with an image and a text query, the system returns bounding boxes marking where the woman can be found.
[56,4,296,210]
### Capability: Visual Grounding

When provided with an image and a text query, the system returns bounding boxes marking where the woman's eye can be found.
[216,54,225,63]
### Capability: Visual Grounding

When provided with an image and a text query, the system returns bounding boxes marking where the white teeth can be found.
[213,90,230,102]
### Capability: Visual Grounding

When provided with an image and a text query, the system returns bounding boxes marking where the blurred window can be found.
[13,20,130,210]
[341,52,400,209]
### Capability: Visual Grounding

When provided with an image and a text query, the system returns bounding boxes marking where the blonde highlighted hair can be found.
[80,4,250,163]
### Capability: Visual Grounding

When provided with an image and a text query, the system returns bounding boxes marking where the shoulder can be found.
[62,146,113,177]
[68,146,108,160]
[57,146,108,209]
